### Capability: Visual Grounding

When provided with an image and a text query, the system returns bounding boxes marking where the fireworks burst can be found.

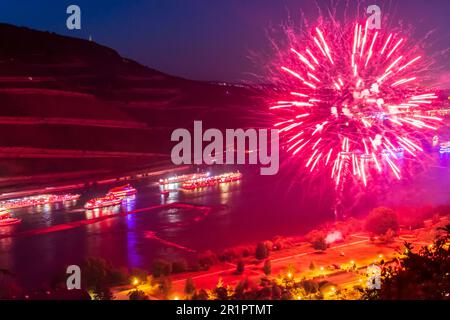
[271,19,443,187]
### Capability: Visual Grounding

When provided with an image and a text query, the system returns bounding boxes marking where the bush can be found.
[152,258,172,277]
[236,260,245,275]
[193,289,209,300]
[378,228,396,243]
[306,230,328,251]
[184,278,196,296]
[263,260,272,276]
[156,276,172,298]
[128,289,149,300]
[271,284,282,300]
[301,280,319,294]
[198,250,218,269]
[82,257,127,290]
[234,278,249,298]
[255,242,269,260]
[365,207,399,235]
[313,238,327,251]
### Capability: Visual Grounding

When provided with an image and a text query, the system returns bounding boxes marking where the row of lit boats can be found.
[181,172,242,190]
[1,172,242,226]
[0,194,80,211]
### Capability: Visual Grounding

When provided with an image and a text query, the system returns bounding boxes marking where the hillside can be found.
[0,23,261,188]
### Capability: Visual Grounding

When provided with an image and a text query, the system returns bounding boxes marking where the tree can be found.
[156,276,172,298]
[255,242,269,260]
[172,259,188,274]
[81,257,126,296]
[271,284,282,300]
[236,260,245,275]
[263,260,272,276]
[365,207,399,235]
[92,285,114,300]
[312,236,328,251]
[152,258,172,277]
[198,250,218,269]
[378,228,396,243]
[309,261,316,271]
[128,289,149,300]
[307,230,328,251]
[363,224,450,300]
[193,289,209,300]
[234,278,249,298]
[184,277,196,296]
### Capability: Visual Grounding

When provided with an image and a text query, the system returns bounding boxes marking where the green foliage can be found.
[81,257,127,294]
[236,260,245,275]
[255,242,269,260]
[363,224,450,300]
[192,289,209,300]
[263,260,272,276]
[307,230,328,251]
[198,250,218,269]
[172,258,188,274]
[92,285,114,300]
[365,207,399,235]
[184,277,196,296]
[152,258,172,277]
[155,276,172,298]
[128,289,149,300]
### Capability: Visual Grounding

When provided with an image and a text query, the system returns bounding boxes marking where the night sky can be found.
[0,0,449,82]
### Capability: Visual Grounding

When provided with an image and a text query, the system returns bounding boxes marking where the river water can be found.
[1,158,449,290]
[0,166,334,289]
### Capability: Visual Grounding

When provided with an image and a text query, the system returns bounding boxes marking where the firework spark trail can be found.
[272,19,443,187]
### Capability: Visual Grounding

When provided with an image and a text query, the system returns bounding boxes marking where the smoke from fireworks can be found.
[271,19,443,187]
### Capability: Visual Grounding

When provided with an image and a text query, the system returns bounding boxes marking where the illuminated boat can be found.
[0,194,80,210]
[0,211,21,226]
[181,172,242,190]
[84,194,122,210]
[159,173,209,185]
[107,184,137,197]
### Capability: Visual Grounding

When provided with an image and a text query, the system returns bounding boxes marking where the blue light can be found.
[440,146,450,154]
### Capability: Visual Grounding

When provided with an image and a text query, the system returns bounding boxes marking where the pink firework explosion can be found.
[271,20,443,187]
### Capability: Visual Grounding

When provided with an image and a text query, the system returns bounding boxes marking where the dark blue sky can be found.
[0,0,449,82]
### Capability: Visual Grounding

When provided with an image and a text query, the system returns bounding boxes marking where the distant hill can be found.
[0,23,261,188]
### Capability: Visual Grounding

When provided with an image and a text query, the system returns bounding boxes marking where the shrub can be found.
[236,260,245,275]
[184,277,196,296]
[271,284,282,300]
[255,242,269,260]
[81,257,127,289]
[378,228,396,243]
[365,207,399,235]
[152,258,172,277]
[306,230,328,251]
[263,260,272,276]
[193,289,209,300]
[301,280,319,294]
[172,259,188,274]
[128,289,149,300]
[198,250,218,269]
[156,276,172,298]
